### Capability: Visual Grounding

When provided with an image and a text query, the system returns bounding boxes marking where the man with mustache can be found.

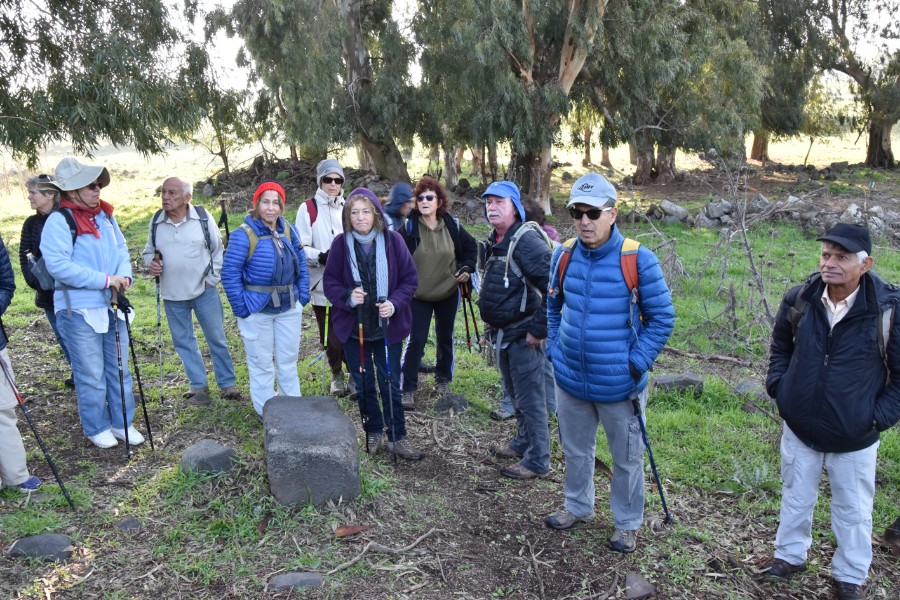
[764,223,900,600]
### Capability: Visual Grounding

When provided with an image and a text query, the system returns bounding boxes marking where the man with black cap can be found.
[544,173,674,554]
[764,223,900,599]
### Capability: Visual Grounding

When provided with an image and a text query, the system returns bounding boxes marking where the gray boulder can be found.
[625,571,656,600]
[867,205,885,219]
[264,396,360,507]
[693,212,718,229]
[435,392,469,412]
[9,534,73,563]
[840,203,861,223]
[704,199,732,219]
[653,372,703,398]
[268,572,324,590]
[181,439,238,475]
[745,193,770,214]
[659,199,690,222]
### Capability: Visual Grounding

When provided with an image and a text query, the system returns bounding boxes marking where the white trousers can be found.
[237,307,302,415]
[0,348,30,487]
[774,423,877,585]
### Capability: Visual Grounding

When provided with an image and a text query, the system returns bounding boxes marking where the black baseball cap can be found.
[817,223,871,254]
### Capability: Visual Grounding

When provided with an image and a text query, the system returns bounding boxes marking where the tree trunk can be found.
[582,126,592,167]
[488,142,498,182]
[628,142,637,166]
[750,130,769,163]
[443,145,459,190]
[356,143,375,173]
[865,121,895,168]
[601,144,612,168]
[471,147,484,179]
[514,148,554,213]
[358,135,408,182]
[633,143,655,185]
[656,145,676,184]
[455,146,465,173]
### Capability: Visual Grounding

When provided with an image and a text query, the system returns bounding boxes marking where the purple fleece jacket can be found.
[323,193,417,345]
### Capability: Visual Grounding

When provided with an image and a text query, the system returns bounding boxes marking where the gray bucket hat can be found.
[51,157,111,191]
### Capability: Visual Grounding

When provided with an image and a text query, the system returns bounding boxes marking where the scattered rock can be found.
[704,199,732,219]
[693,212,718,229]
[653,372,703,398]
[885,516,900,554]
[181,439,238,475]
[9,534,73,563]
[561,171,573,182]
[745,193,770,214]
[659,199,690,222]
[116,516,141,531]
[456,178,471,192]
[435,392,469,412]
[831,161,849,172]
[625,571,656,599]
[264,396,360,507]
[202,182,216,196]
[268,572,324,590]
[840,203,861,223]
[734,381,772,414]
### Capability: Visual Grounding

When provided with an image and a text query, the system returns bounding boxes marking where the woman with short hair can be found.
[222,181,310,418]
[19,174,73,387]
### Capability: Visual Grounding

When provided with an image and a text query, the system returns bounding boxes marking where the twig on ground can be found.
[326,528,445,575]
[662,346,745,364]
[526,539,546,600]
[432,420,449,452]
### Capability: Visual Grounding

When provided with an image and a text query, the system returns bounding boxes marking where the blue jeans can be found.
[44,308,72,367]
[57,310,135,436]
[499,338,550,474]
[164,287,236,390]
[344,337,406,441]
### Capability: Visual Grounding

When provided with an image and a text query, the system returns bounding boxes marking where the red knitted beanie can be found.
[252,181,286,205]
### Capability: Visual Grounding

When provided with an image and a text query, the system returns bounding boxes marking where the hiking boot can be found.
[16,476,42,492]
[330,373,348,396]
[608,529,637,553]
[64,376,75,389]
[435,379,451,395]
[364,432,383,455]
[185,388,212,406]
[489,444,523,459]
[348,376,357,398]
[401,390,415,411]
[761,557,807,579]
[490,407,514,421]
[87,430,118,448]
[220,386,242,400]
[545,507,595,530]
[183,386,209,399]
[832,578,864,600]
[500,461,549,480]
[387,437,423,461]
[111,426,145,446]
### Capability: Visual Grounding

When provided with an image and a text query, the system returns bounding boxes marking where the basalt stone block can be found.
[268,572,324,590]
[264,396,360,507]
[181,439,238,475]
[9,534,73,563]
[653,372,703,398]
[625,571,656,600]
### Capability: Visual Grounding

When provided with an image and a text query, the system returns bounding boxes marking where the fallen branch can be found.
[662,346,745,364]
[432,420,450,452]
[326,528,445,575]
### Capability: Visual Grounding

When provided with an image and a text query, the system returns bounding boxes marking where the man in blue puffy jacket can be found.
[763,223,900,600]
[545,173,674,554]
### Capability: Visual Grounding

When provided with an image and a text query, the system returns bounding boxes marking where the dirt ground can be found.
[2,161,899,599]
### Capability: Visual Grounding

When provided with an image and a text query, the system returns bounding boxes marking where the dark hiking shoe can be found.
[64,376,75,388]
[330,373,348,396]
[365,432,383,455]
[220,386,242,400]
[545,508,595,530]
[185,389,212,406]
[183,387,209,399]
[608,529,637,553]
[832,579,864,600]
[500,462,549,480]
[401,391,415,411]
[489,444,523,459]
[435,379,451,395]
[387,437,423,461]
[418,362,435,374]
[490,407,514,421]
[761,557,807,579]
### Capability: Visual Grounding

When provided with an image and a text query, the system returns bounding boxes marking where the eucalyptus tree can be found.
[0,0,205,166]
[214,0,415,181]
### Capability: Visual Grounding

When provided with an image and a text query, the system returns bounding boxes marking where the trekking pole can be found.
[322,303,330,395]
[355,283,369,453]
[0,358,76,510]
[631,393,674,524]
[110,291,132,458]
[459,282,473,352]
[154,252,163,407]
[219,199,230,246]
[465,289,482,351]
[117,295,155,451]
[379,302,398,464]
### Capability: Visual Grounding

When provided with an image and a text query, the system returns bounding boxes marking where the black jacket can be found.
[401,212,477,275]
[766,271,900,452]
[478,221,550,342]
[19,211,55,310]
[0,234,15,350]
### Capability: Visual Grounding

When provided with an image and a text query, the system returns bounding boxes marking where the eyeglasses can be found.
[568,206,611,220]
[85,182,102,191]
[417,194,437,202]
[350,209,373,217]
[321,177,344,185]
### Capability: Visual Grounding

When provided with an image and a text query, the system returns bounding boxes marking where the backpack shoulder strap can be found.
[150,209,165,251]
[548,238,577,298]
[879,304,894,361]
[305,198,318,226]
[621,238,641,302]
[55,207,77,246]
[239,223,259,260]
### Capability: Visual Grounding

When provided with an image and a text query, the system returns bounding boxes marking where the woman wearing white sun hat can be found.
[40,157,145,449]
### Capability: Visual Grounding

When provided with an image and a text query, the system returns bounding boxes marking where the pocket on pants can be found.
[627,417,643,462]
[781,452,797,489]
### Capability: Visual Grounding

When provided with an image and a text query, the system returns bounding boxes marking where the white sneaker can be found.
[88,430,118,448]
[111,426,145,446]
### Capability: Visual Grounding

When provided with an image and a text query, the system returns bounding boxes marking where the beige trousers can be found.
[0,348,30,487]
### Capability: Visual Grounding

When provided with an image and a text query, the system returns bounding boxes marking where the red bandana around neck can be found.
[59,199,115,238]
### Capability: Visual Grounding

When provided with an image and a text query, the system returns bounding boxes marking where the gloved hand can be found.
[318,250,329,266]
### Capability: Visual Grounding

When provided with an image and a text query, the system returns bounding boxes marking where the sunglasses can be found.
[417,194,437,202]
[569,206,611,220]
[85,182,102,191]
[321,177,344,185]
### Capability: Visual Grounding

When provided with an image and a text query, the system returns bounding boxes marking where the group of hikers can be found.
[1,155,898,599]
